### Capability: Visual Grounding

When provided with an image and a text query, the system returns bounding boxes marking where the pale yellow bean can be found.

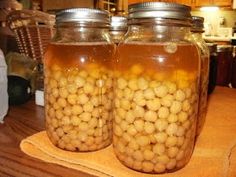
[74,75,85,88]
[120,120,129,131]
[154,132,167,143]
[161,94,174,107]
[114,125,123,136]
[165,136,178,147]
[144,110,157,122]
[138,77,148,90]
[64,106,72,116]
[127,125,138,136]
[153,143,165,155]
[154,85,168,98]
[154,163,166,173]
[155,119,168,132]
[128,79,138,91]
[67,94,77,105]
[142,161,154,173]
[78,122,89,131]
[80,112,91,122]
[83,103,94,112]
[72,105,83,115]
[167,146,179,158]
[58,97,67,108]
[55,109,63,119]
[117,78,127,89]
[143,149,155,161]
[167,114,178,123]
[144,122,155,134]
[78,94,89,104]
[123,132,132,143]
[126,111,135,123]
[170,101,182,114]
[136,136,150,146]
[146,99,161,111]
[158,107,170,119]
[157,155,170,165]
[166,159,176,170]
[71,116,81,126]
[59,87,69,98]
[133,106,145,118]
[134,119,144,132]
[124,157,134,168]
[67,84,78,94]
[144,88,155,100]
[133,161,142,171]
[175,89,186,101]
[58,77,67,87]
[166,123,178,136]
[133,150,144,161]
[128,140,139,151]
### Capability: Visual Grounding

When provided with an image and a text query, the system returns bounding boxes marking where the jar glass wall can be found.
[113,2,200,174]
[206,43,218,94]
[191,16,210,136]
[44,8,115,152]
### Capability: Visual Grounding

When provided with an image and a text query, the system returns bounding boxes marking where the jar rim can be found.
[191,16,204,32]
[55,8,110,25]
[217,45,233,52]
[128,2,191,22]
[128,17,192,27]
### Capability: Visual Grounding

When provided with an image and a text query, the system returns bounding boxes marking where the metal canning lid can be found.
[56,8,109,25]
[191,16,204,31]
[217,45,233,52]
[128,2,191,21]
[110,16,128,31]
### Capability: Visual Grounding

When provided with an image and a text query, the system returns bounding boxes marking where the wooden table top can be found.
[0,86,236,177]
[0,99,94,177]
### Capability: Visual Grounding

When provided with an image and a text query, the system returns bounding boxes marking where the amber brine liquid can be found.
[113,42,200,173]
[44,42,115,152]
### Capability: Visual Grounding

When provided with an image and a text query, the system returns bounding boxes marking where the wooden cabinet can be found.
[195,0,211,7]
[42,0,94,12]
[128,0,175,5]
[96,0,117,12]
[195,0,231,7]
[175,0,193,7]
[213,0,231,6]
[127,0,232,8]
[127,0,194,8]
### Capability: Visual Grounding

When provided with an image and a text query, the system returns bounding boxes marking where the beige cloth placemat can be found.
[20,130,232,177]
[20,87,236,177]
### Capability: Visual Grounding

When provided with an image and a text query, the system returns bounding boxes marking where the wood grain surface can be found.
[0,99,94,177]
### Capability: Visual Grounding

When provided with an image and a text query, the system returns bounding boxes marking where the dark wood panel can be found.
[42,0,94,12]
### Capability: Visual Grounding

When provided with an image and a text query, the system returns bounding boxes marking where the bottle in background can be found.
[0,49,8,123]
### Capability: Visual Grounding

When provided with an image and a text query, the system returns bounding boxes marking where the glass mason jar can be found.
[191,16,210,136]
[109,16,128,44]
[206,43,218,94]
[44,8,115,152]
[216,45,233,86]
[113,2,200,174]
[231,46,236,88]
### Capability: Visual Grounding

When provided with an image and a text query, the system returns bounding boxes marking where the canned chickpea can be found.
[113,2,200,173]
[44,8,115,152]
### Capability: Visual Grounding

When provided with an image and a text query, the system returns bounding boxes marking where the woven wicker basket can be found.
[7,10,55,62]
